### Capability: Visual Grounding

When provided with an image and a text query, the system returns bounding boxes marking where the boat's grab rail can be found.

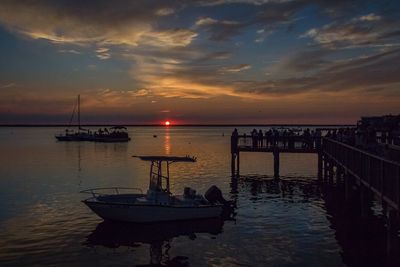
[80,187,143,198]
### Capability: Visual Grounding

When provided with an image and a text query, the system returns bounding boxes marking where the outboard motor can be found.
[204,185,229,205]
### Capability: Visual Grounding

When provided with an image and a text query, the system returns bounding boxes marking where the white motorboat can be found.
[81,155,226,223]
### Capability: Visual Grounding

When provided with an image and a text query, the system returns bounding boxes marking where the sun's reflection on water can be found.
[164,128,171,155]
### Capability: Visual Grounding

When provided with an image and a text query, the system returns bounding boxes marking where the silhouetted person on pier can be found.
[388,130,394,144]
[272,129,279,147]
[362,127,379,153]
[394,132,400,146]
[315,129,322,150]
[288,129,295,149]
[338,128,344,142]
[355,130,363,148]
[349,128,356,146]
[302,128,311,148]
[231,128,239,153]
[326,130,332,138]
[232,128,238,138]
[332,130,337,140]
[265,129,272,148]
[258,130,263,148]
[381,131,387,144]
[309,130,314,149]
[282,130,288,148]
[251,129,258,149]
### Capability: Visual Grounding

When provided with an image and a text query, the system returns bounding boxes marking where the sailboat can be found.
[55,95,131,142]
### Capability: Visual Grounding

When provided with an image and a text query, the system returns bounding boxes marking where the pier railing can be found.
[233,135,320,153]
[323,138,400,210]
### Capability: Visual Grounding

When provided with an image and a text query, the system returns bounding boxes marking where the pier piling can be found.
[387,209,399,265]
[318,153,323,180]
[273,149,280,179]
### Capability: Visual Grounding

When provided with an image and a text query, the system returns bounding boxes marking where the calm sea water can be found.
[0,127,389,266]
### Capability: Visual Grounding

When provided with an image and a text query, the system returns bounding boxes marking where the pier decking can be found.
[235,135,319,153]
[231,135,321,178]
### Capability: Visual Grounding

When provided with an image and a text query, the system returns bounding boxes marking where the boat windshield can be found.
[133,155,196,193]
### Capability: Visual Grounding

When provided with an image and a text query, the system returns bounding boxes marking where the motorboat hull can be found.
[83,200,223,223]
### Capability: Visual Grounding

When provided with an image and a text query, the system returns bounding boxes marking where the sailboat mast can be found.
[78,94,80,130]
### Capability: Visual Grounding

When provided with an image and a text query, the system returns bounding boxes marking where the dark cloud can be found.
[194,16,247,41]
[277,48,331,72]
[255,1,304,24]
[233,48,400,96]
[312,49,400,91]
[304,16,400,49]
[193,1,301,41]
[195,0,377,41]
[196,51,232,61]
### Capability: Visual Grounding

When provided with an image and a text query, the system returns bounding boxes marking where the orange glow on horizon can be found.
[164,120,171,126]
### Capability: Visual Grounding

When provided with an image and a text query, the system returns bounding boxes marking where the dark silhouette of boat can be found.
[55,95,131,142]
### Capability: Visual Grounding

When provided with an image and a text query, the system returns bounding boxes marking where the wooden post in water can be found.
[236,151,240,175]
[231,133,238,177]
[231,153,236,176]
[336,166,343,184]
[344,171,351,202]
[273,149,280,179]
[387,209,399,265]
[359,185,371,218]
[317,138,323,180]
[328,161,334,184]
[323,157,328,181]
[318,152,323,180]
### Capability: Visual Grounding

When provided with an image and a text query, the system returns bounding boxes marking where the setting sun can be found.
[164,121,170,126]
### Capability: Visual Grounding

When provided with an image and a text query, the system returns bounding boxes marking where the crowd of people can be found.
[325,128,356,145]
[231,128,322,150]
[231,126,400,159]
[93,127,129,138]
[326,127,399,149]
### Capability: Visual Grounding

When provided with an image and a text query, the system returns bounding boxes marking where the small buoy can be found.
[153,135,157,138]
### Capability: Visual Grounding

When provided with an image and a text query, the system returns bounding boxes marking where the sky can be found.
[0,0,399,125]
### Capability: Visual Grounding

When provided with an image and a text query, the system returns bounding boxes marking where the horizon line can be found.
[0,123,356,127]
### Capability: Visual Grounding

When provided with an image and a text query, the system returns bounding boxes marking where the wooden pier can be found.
[231,134,321,178]
[231,132,400,259]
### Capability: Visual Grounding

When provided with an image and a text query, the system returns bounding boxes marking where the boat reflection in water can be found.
[85,218,225,266]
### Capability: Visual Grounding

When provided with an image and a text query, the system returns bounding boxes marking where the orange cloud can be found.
[0,1,196,48]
